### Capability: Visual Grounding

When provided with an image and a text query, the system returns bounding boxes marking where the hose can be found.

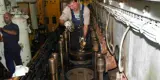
[105,13,115,54]
[118,26,130,72]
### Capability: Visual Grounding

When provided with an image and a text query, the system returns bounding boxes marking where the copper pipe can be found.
[68,32,71,52]
[49,58,56,80]
[91,29,96,39]
[93,40,99,80]
[59,39,65,80]
[91,29,99,80]
[93,40,99,52]
[99,72,103,80]
[51,53,58,80]
[94,51,97,80]
[97,53,103,59]
[51,53,58,61]
[97,57,105,80]
[64,29,68,54]
[64,29,69,70]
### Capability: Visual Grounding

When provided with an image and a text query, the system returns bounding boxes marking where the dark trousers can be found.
[70,27,92,51]
[4,46,22,77]
[70,28,81,51]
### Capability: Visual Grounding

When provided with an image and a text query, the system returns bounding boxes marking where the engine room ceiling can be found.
[132,0,160,1]
[113,0,160,2]
[16,0,36,2]
[146,0,160,1]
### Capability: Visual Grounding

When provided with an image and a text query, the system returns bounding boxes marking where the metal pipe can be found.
[105,13,115,54]
[97,57,104,80]
[99,72,103,80]
[93,40,99,52]
[0,0,6,13]
[94,51,98,80]
[29,3,38,29]
[49,58,56,80]
[93,40,98,80]
[97,53,103,59]
[64,29,69,70]
[91,29,99,80]
[51,53,58,80]
[59,37,65,80]
[68,31,71,53]
[64,29,68,54]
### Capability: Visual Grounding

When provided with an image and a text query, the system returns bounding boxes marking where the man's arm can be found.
[83,6,90,39]
[2,29,17,35]
[83,25,88,38]
[2,25,19,35]
[59,6,70,26]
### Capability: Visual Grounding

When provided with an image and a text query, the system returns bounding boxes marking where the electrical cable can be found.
[118,26,130,72]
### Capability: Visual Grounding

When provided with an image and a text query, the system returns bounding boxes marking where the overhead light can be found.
[103,0,106,3]
[109,0,112,5]
[143,6,149,12]
[119,2,124,8]
[143,6,150,17]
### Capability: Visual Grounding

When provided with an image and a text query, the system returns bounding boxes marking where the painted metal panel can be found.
[110,14,160,80]
[12,15,31,66]
[124,31,160,80]
[29,3,38,29]
[0,0,7,69]
[0,0,6,27]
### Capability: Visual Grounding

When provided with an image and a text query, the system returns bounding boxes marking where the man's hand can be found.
[64,21,74,32]
[80,37,86,49]
[2,29,17,35]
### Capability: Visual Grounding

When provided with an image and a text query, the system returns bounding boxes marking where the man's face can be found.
[3,13,11,24]
[69,1,79,11]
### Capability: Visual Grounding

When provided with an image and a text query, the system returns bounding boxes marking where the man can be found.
[60,0,90,51]
[1,12,22,79]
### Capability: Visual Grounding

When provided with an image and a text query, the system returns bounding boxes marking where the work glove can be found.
[79,37,86,49]
[64,21,74,32]
[12,65,29,77]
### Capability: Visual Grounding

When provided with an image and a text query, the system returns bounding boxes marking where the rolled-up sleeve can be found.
[83,6,90,25]
[60,6,71,22]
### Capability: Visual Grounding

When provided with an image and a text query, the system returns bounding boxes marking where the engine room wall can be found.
[125,30,160,80]
[108,13,160,80]
[0,0,6,27]
[0,0,8,69]
[112,19,126,46]
[95,1,160,79]
[12,15,32,66]
[107,2,160,80]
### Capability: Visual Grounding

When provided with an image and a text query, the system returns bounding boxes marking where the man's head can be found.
[3,12,12,24]
[68,0,80,11]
